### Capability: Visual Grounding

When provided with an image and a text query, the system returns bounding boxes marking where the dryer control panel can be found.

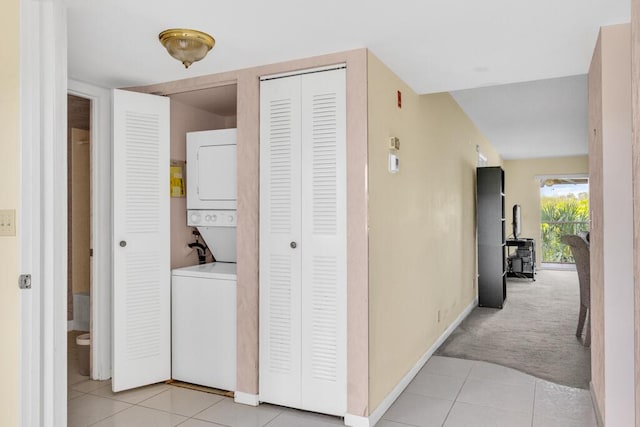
[188,210,237,227]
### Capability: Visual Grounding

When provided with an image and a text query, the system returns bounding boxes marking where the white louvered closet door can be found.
[300,68,347,415]
[259,75,303,408]
[112,89,171,392]
[259,67,346,416]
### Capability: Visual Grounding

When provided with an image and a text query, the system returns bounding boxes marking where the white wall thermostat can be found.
[388,152,400,174]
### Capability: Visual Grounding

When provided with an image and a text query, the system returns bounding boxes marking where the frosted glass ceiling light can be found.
[159,29,215,68]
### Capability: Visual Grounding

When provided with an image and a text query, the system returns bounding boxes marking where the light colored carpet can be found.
[435,269,591,389]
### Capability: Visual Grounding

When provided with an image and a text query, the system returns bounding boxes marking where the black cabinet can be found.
[506,238,536,280]
[477,167,506,308]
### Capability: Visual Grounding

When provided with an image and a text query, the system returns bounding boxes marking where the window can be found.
[539,176,589,264]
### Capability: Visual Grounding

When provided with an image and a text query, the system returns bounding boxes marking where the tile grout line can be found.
[85,399,133,426]
[438,359,477,426]
[261,410,284,427]
[188,393,232,423]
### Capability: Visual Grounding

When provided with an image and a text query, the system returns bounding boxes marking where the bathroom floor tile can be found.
[68,389,85,401]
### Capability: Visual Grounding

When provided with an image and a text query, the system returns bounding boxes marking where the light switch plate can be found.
[0,209,16,236]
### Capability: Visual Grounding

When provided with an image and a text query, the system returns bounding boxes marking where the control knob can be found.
[190,212,201,224]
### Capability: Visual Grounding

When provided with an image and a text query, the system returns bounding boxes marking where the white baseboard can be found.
[234,391,259,406]
[345,298,478,427]
[344,414,370,427]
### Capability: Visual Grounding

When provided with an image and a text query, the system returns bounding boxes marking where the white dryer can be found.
[187,128,237,210]
[186,128,237,262]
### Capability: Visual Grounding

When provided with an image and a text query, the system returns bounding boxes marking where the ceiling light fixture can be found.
[159,28,215,68]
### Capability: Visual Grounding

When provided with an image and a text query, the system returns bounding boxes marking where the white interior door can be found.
[300,68,347,415]
[112,89,171,392]
[259,75,303,408]
[259,67,346,415]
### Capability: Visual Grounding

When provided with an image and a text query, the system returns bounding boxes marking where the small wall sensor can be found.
[388,152,400,174]
[388,136,400,151]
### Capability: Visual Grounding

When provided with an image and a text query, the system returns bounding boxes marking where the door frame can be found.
[20,0,68,425]
[68,80,112,381]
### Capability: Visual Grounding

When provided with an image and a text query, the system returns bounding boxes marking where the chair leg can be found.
[584,309,591,347]
[576,304,587,339]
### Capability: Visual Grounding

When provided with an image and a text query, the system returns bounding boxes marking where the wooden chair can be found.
[561,234,591,346]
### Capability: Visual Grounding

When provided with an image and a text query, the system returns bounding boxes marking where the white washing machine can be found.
[171,262,237,391]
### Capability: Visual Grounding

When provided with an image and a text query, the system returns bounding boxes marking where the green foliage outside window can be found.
[540,194,589,263]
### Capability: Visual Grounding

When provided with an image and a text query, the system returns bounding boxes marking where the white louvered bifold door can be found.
[259,75,303,408]
[300,68,347,415]
[259,68,346,416]
[112,89,171,392]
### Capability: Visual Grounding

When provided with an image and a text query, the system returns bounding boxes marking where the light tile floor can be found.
[68,355,597,427]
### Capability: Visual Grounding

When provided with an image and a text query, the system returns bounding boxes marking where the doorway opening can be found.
[539,176,589,268]
[67,94,93,388]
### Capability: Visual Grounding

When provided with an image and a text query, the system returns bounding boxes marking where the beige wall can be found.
[589,24,635,426]
[67,95,91,320]
[367,52,501,412]
[503,156,589,266]
[168,99,230,269]
[0,0,20,423]
[70,128,92,295]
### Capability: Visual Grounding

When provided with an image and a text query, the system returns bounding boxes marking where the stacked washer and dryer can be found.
[171,128,237,392]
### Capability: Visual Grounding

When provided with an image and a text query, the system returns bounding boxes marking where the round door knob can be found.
[119,241,127,247]
[290,241,297,249]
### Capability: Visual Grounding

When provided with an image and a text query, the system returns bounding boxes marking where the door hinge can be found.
[90,248,93,257]
[19,274,32,290]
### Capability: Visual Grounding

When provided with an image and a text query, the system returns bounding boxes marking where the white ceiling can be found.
[451,75,588,159]
[67,0,629,94]
[67,0,628,160]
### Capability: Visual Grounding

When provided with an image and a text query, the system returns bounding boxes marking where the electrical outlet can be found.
[0,209,16,236]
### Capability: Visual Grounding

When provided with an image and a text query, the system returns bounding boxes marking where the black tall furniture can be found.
[506,238,536,280]
[477,167,506,309]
